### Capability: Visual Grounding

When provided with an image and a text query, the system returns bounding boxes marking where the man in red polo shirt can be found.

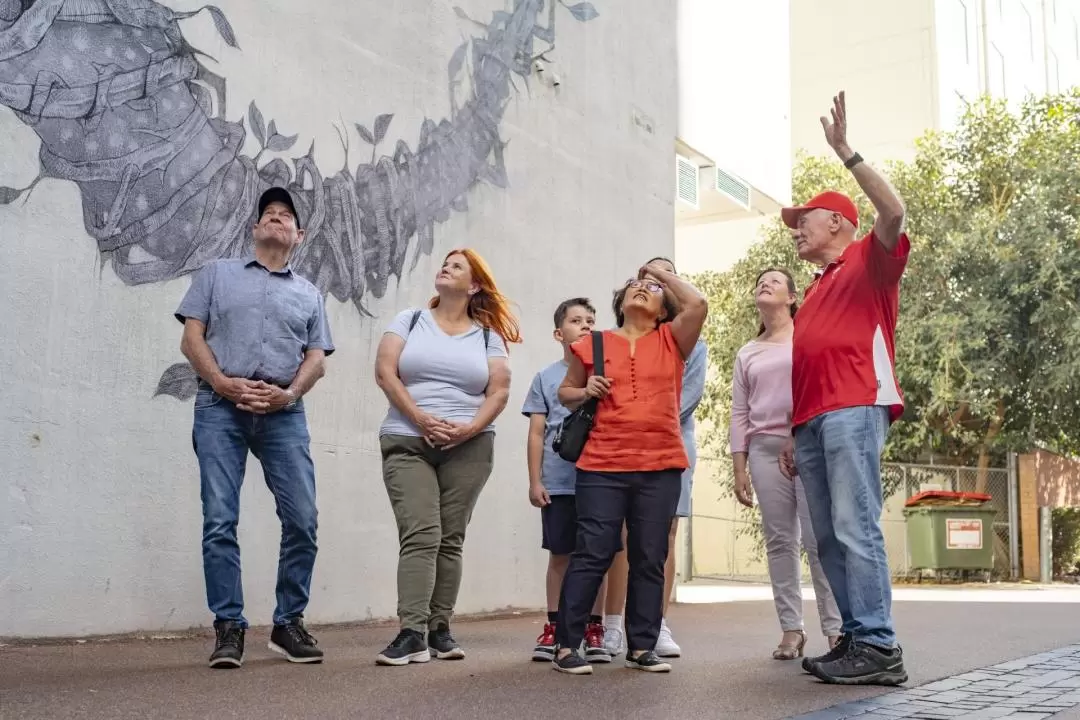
[778,92,909,686]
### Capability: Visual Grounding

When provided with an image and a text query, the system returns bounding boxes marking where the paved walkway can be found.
[4,587,1080,719]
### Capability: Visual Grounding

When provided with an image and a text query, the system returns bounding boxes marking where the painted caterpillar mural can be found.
[0,0,599,399]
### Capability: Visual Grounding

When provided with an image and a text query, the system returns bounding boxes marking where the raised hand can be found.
[819,91,852,158]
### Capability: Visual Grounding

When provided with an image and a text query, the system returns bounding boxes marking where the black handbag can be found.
[551,330,605,462]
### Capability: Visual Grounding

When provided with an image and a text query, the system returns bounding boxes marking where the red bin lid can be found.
[904,490,992,507]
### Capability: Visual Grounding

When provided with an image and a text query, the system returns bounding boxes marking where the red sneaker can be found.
[584,623,612,663]
[533,623,556,662]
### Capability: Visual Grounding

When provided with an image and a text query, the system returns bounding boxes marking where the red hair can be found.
[430,248,522,346]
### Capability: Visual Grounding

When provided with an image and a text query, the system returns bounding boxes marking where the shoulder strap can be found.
[408,309,422,333]
[592,330,605,376]
[483,326,490,347]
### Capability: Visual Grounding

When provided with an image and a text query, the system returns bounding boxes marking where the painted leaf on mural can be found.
[0,186,24,205]
[266,133,298,152]
[153,363,200,400]
[248,101,266,146]
[205,5,239,48]
[355,123,375,145]
[373,114,394,145]
[565,2,599,21]
[448,42,468,80]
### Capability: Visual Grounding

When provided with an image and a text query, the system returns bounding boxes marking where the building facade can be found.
[791,0,1080,163]
[0,0,678,638]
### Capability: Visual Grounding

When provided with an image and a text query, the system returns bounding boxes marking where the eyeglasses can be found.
[625,278,663,294]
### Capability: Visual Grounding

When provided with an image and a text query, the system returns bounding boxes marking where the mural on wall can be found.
[0,0,599,399]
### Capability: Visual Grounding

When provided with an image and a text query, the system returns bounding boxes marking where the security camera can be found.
[534,59,545,74]
[551,72,562,88]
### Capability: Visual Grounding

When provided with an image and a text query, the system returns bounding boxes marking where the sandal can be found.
[772,630,807,660]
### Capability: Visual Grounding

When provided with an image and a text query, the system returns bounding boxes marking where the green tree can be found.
[694,90,1080,497]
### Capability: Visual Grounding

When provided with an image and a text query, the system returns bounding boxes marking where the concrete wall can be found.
[0,0,677,638]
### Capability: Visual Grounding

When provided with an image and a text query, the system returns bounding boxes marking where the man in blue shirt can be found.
[175,187,335,669]
[522,297,615,664]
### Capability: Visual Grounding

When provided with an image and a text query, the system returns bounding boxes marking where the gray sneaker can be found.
[810,641,907,686]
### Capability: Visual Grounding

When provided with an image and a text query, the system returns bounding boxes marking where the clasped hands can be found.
[214,377,295,414]
[415,412,477,450]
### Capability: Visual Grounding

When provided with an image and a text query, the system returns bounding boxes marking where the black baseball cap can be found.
[257,186,302,229]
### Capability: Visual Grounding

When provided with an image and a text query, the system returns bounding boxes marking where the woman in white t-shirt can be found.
[373,248,521,667]
[729,268,841,661]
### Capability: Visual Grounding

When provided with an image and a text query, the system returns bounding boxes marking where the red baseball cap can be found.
[781,190,859,229]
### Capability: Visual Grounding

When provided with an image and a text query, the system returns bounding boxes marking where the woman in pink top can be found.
[730,268,841,660]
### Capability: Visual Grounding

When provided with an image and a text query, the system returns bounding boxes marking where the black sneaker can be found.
[802,633,852,673]
[810,641,908,686]
[376,629,431,666]
[624,650,672,673]
[428,625,466,660]
[552,648,593,675]
[268,618,324,664]
[209,620,245,669]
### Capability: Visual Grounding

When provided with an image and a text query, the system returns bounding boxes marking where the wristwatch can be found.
[284,388,298,407]
[844,151,864,169]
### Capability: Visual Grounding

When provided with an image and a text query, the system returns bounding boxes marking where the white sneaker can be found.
[603,622,626,656]
[655,619,681,658]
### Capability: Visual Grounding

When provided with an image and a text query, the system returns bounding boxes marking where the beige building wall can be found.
[791,0,939,164]
[791,0,1080,165]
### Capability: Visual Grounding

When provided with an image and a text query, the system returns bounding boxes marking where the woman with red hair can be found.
[373,249,521,666]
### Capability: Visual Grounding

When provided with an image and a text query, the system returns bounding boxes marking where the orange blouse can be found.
[570,324,689,473]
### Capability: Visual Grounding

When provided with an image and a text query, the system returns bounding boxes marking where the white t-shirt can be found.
[379,308,508,437]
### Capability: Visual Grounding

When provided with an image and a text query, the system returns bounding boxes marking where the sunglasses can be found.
[625,278,663,294]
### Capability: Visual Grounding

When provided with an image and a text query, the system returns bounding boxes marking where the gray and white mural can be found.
[0,0,599,399]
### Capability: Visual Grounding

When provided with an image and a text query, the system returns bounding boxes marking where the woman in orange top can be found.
[552,261,708,675]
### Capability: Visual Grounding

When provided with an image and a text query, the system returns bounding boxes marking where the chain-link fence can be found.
[687,457,1015,582]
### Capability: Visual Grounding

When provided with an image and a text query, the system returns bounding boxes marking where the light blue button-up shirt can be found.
[175,257,335,386]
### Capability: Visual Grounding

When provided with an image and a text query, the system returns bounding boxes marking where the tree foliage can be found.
[693,90,1080,494]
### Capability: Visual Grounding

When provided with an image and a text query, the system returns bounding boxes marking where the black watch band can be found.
[844,152,864,169]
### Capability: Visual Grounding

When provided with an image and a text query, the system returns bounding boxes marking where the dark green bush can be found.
[1051,508,1080,578]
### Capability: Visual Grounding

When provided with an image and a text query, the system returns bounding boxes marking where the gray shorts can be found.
[676,428,697,518]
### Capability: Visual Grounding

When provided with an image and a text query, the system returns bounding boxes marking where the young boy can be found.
[522,297,611,663]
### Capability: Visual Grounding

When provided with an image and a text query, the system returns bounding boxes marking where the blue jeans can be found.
[192,385,318,627]
[793,406,895,648]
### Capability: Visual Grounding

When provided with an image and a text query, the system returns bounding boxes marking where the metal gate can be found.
[684,455,1019,582]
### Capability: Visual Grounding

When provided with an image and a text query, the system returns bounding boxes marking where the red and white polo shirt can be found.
[791,230,910,428]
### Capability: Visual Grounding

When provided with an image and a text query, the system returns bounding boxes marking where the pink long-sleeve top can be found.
[729,339,793,453]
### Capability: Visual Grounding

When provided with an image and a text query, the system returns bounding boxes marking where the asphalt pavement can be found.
[4,589,1080,720]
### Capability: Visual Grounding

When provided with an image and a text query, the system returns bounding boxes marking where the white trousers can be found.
[748,433,842,636]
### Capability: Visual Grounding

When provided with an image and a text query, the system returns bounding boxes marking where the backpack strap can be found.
[412,307,491,351]
[592,330,605,377]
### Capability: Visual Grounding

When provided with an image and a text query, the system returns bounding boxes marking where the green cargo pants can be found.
[380,432,495,632]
